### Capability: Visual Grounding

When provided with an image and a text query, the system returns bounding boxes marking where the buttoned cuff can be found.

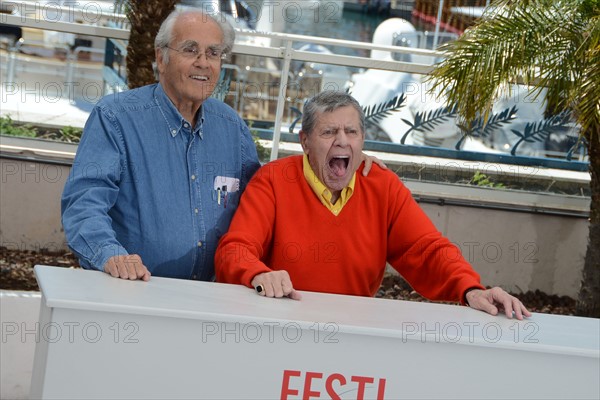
[91,244,130,272]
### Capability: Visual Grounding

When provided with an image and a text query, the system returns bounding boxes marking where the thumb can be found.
[141,270,151,281]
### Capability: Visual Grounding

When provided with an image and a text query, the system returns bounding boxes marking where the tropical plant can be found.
[429,0,600,317]
[123,0,177,89]
[469,171,505,189]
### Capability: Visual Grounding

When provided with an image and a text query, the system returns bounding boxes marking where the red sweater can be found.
[216,156,483,303]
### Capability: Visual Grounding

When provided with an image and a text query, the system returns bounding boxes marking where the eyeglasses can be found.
[166,44,227,61]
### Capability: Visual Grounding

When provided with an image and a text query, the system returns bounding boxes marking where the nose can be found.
[334,130,349,146]
[193,52,211,67]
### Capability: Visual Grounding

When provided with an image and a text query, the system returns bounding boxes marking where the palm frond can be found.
[510,111,573,155]
[400,105,457,144]
[571,14,600,144]
[469,105,518,137]
[429,0,587,127]
[455,106,518,149]
[362,94,407,124]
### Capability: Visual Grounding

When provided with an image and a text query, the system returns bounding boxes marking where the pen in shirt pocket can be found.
[213,176,239,208]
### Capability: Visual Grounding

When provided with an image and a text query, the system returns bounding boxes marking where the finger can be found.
[132,257,150,281]
[272,278,286,298]
[104,262,119,278]
[126,255,145,280]
[513,298,532,320]
[120,255,150,281]
[125,259,139,280]
[500,297,516,319]
[263,281,276,298]
[288,290,302,301]
[272,271,293,298]
[281,276,296,297]
[473,295,499,316]
[362,156,372,176]
[511,298,524,320]
[482,302,499,316]
[491,289,515,319]
[138,266,151,281]
[116,261,131,280]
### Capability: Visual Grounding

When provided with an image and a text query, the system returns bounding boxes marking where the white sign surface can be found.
[30,265,599,399]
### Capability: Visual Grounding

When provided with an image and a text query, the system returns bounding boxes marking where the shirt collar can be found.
[154,83,204,139]
[302,154,356,215]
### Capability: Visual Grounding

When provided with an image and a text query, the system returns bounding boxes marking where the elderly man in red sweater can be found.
[215,91,531,320]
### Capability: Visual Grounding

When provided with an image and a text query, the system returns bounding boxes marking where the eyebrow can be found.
[177,40,223,49]
[321,125,358,130]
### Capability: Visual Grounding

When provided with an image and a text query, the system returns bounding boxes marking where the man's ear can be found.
[155,48,165,75]
[299,130,308,154]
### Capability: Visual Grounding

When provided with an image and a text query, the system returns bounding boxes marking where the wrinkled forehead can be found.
[172,13,224,43]
[314,107,362,129]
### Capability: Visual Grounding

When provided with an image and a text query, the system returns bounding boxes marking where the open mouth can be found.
[328,156,350,177]
[190,75,209,81]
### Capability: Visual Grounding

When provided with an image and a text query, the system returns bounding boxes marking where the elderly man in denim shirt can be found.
[61,10,261,281]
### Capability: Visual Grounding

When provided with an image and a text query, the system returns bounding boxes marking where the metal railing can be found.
[0,8,589,173]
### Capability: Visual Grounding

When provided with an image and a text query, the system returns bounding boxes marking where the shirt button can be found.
[192,274,197,280]
[171,129,177,135]
[197,241,202,247]
[194,208,199,214]
[184,123,189,128]
[191,175,196,180]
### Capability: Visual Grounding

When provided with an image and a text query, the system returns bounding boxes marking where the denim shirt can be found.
[61,83,260,280]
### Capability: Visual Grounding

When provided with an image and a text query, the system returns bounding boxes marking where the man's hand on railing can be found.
[466,287,532,320]
[103,254,151,281]
[251,270,302,300]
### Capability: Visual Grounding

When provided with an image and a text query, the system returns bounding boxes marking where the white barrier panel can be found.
[30,265,599,399]
[0,290,41,399]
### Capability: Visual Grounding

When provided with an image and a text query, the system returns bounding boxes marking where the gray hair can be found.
[153,9,235,79]
[301,91,365,135]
